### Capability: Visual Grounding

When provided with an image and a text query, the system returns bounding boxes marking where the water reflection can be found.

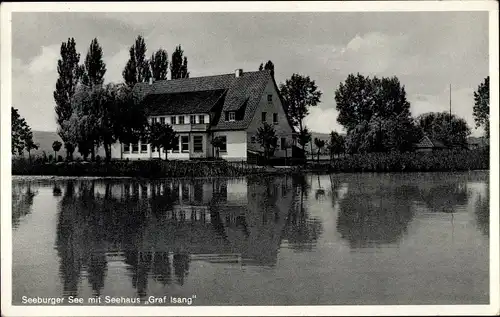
[417,182,470,213]
[12,183,37,229]
[12,172,489,305]
[475,182,489,237]
[336,179,416,248]
[49,176,319,298]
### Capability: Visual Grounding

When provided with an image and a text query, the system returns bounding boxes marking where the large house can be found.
[110,69,295,161]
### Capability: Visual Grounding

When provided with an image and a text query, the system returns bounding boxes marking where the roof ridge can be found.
[148,70,265,85]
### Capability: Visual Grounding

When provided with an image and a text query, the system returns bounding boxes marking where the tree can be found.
[148,123,177,160]
[256,122,278,162]
[328,131,345,162]
[417,112,471,148]
[113,84,149,149]
[53,37,82,160]
[335,74,412,132]
[150,49,169,81]
[122,35,151,87]
[279,74,322,132]
[314,138,325,162]
[52,141,62,159]
[170,45,189,79]
[473,76,489,139]
[335,73,416,153]
[12,107,28,155]
[81,38,107,87]
[22,130,38,162]
[297,127,312,158]
[211,136,225,159]
[259,60,275,77]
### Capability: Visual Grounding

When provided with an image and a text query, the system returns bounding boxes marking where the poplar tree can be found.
[53,37,82,160]
[170,45,189,79]
[122,35,151,87]
[150,49,169,81]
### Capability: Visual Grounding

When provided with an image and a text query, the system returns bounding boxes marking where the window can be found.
[229,111,236,121]
[152,117,157,124]
[190,115,196,124]
[181,136,189,152]
[132,143,139,153]
[179,116,185,124]
[251,136,256,143]
[267,94,273,103]
[262,112,267,122]
[171,116,176,125]
[219,136,227,152]
[281,137,287,150]
[193,136,203,153]
[124,143,130,153]
[140,142,148,153]
[160,117,165,124]
[199,115,205,124]
[273,113,278,124]
[172,136,180,152]
[152,146,157,152]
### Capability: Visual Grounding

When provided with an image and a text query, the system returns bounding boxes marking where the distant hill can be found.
[23,131,105,159]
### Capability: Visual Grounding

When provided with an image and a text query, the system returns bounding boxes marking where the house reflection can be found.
[53,175,319,298]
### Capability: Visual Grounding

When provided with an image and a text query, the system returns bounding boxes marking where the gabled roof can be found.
[415,135,446,148]
[134,70,279,131]
[142,89,226,116]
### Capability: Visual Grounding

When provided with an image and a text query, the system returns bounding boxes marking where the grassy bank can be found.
[306,147,489,173]
[11,159,270,178]
[12,148,488,178]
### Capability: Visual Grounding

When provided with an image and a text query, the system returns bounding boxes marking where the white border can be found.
[1,2,499,316]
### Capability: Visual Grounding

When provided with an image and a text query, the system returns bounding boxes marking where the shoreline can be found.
[11,169,490,181]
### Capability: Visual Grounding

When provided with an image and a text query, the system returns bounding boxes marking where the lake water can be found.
[11,172,489,305]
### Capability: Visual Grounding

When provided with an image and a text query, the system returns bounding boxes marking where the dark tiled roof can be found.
[142,89,226,115]
[133,70,278,131]
[415,135,446,148]
[212,71,271,130]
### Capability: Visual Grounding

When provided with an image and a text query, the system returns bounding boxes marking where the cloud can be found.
[331,32,413,75]
[12,46,60,131]
[408,87,484,137]
[304,107,345,134]
[27,45,60,74]
[103,47,130,83]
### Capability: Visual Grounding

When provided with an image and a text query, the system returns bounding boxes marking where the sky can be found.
[11,11,489,136]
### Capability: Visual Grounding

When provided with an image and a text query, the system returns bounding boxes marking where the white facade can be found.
[212,131,247,161]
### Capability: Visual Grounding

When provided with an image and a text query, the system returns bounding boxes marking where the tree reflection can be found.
[475,182,489,237]
[282,175,323,251]
[417,182,470,213]
[52,176,313,297]
[12,182,38,229]
[337,183,416,248]
[173,253,190,285]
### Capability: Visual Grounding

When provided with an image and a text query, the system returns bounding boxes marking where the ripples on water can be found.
[11,172,489,305]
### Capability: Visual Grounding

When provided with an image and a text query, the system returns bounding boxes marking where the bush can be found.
[57,155,63,162]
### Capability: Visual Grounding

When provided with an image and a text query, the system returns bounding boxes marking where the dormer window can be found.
[229,111,236,122]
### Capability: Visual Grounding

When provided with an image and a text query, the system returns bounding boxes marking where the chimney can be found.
[235,69,243,78]
[149,77,153,85]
